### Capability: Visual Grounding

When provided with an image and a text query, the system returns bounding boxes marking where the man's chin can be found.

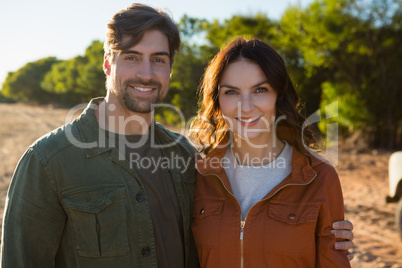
[124,100,160,114]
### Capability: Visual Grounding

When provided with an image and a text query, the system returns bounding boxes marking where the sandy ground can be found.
[0,103,401,267]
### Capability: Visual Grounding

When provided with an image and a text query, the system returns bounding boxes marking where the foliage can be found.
[2,0,401,148]
[0,90,14,103]
[1,57,59,103]
[41,40,105,104]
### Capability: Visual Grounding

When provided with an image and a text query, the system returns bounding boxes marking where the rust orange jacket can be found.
[192,145,350,268]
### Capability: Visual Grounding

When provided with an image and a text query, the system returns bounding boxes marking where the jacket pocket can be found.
[62,186,129,257]
[264,200,319,256]
[191,198,225,248]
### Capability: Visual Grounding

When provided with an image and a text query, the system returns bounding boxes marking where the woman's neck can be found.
[231,135,285,166]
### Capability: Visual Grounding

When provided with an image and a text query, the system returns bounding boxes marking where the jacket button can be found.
[136,193,145,202]
[141,247,151,257]
[200,209,205,214]
[289,214,296,220]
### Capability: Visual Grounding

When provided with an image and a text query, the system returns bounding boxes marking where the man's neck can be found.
[95,99,153,135]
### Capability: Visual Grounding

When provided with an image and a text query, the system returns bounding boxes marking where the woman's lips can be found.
[235,116,262,126]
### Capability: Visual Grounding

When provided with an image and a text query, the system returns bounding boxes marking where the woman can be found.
[190,38,351,267]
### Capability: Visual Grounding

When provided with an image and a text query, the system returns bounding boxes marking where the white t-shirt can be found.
[223,142,293,220]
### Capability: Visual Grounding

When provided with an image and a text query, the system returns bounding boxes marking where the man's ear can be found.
[103,55,111,76]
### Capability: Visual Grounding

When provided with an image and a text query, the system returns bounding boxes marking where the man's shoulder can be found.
[30,99,101,163]
[30,119,81,163]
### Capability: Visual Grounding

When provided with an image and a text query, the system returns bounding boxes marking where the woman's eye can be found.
[255,87,268,93]
[224,89,238,95]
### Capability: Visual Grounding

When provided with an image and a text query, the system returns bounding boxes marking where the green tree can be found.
[202,13,277,50]
[41,57,85,104]
[41,40,105,104]
[76,40,106,99]
[0,90,14,103]
[1,57,58,103]
[280,0,402,148]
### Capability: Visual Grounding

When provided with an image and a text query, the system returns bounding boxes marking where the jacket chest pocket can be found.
[264,200,319,256]
[62,186,129,257]
[191,198,225,248]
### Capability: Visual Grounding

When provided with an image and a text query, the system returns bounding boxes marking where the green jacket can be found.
[1,98,200,268]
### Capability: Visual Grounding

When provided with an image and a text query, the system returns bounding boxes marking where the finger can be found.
[331,230,354,241]
[344,204,348,211]
[347,251,354,261]
[334,240,354,251]
[332,220,354,231]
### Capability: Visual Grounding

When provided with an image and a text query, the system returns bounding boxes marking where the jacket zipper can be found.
[240,220,246,268]
[197,169,317,267]
[195,170,245,266]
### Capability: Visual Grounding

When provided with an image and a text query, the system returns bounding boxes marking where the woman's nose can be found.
[239,95,254,114]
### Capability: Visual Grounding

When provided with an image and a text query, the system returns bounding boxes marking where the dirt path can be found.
[337,151,402,267]
[0,103,401,266]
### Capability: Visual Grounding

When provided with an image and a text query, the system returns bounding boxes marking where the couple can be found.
[1,3,353,268]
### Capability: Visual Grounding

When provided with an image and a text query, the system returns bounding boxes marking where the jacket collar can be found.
[75,98,172,159]
[195,139,319,194]
[72,98,111,158]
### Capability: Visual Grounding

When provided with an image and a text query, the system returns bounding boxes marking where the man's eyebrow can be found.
[220,81,268,89]
[121,50,141,55]
[153,51,170,57]
[121,50,170,57]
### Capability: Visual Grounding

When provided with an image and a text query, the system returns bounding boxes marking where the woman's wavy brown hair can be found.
[190,37,315,156]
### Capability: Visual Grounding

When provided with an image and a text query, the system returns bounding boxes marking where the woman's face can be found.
[218,59,278,144]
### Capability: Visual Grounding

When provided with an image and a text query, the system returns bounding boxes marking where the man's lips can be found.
[129,85,156,96]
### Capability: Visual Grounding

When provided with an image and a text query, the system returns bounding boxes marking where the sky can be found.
[0,0,313,88]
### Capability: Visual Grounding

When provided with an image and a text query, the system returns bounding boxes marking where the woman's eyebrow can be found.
[220,81,268,89]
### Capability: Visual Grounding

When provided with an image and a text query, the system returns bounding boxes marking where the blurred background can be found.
[0,0,401,267]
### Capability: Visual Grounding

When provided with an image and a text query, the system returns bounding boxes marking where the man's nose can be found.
[136,60,155,81]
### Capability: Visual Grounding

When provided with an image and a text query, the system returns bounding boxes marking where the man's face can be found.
[104,30,171,114]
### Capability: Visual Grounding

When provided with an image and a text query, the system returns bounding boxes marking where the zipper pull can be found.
[240,221,246,240]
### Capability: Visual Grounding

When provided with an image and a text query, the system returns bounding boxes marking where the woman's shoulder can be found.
[308,153,341,189]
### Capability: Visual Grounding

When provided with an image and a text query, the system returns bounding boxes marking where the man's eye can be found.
[153,58,165,63]
[125,56,137,61]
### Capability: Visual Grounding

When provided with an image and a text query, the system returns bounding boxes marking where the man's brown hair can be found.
[104,3,180,66]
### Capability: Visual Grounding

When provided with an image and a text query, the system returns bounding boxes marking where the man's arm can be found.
[332,220,354,261]
[1,148,66,267]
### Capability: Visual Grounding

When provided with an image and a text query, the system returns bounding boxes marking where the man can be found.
[1,4,353,267]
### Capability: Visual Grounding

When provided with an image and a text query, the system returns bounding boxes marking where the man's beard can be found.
[118,78,164,113]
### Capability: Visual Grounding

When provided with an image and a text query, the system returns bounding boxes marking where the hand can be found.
[331,220,354,261]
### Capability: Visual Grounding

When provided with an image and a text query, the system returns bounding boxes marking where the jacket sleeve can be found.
[1,147,66,267]
[315,165,351,267]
